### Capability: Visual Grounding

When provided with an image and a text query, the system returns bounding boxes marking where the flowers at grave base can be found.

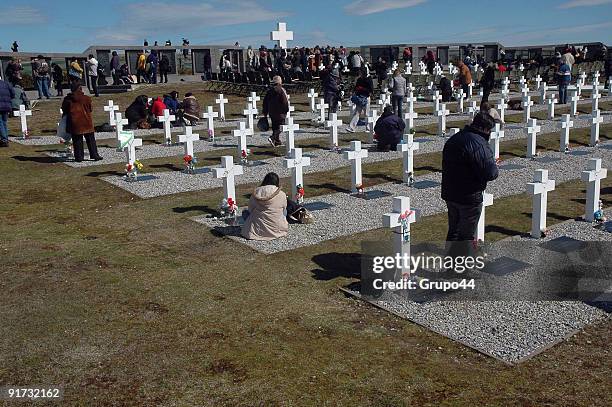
[594,200,607,223]
[407,172,415,186]
[295,184,305,204]
[22,130,29,139]
[134,160,144,171]
[399,209,414,243]
[126,160,144,181]
[59,137,73,156]
[220,197,238,218]
[355,184,364,195]
[183,154,198,174]
[331,143,341,154]
[208,128,214,141]
[240,149,250,164]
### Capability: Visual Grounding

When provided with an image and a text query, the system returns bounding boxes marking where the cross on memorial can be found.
[526,118,541,158]
[476,193,494,242]
[104,100,119,126]
[436,103,449,137]
[590,109,603,146]
[467,82,474,98]
[522,95,533,122]
[282,117,300,157]
[467,101,478,119]
[215,94,228,121]
[243,104,258,132]
[489,123,504,160]
[539,82,548,104]
[527,169,556,238]
[248,92,261,110]
[383,196,417,279]
[343,141,368,193]
[157,109,176,145]
[178,126,200,157]
[581,158,608,222]
[547,95,557,119]
[535,75,542,90]
[432,90,442,112]
[366,109,378,144]
[201,106,219,142]
[569,89,580,117]
[496,99,507,123]
[283,147,311,200]
[591,88,601,112]
[457,89,465,113]
[13,104,31,138]
[325,113,343,149]
[593,71,601,86]
[398,134,420,184]
[118,131,142,165]
[307,89,318,112]
[114,112,129,148]
[270,22,293,49]
[233,121,253,157]
[213,156,243,203]
[560,114,573,152]
[316,99,329,123]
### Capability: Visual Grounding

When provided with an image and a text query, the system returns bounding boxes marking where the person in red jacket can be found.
[151,96,167,128]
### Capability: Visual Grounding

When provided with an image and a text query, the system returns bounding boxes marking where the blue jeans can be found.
[150,68,157,84]
[36,76,50,98]
[558,83,568,104]
[392,95,404,117]
[0,112,8,142]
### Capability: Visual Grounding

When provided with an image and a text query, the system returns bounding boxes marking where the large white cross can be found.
[496,99,507,123]
[13,104,31,137]
[282,117,300,157]
[526,118,541,158]
[307,89,318,112]
[118,131,142,165]
[270,22,293,49]
[547,95,557,119]
[476,192,494,242]
[579,71,587,88]
[527,169,556,238]
[457,89,465,113]
[343,140,368,193]
[591,89,601,112]
[399,134,420,184]
[202,106,219,142]
[178,126,200,157]
[581,158,607,222]
[157,109,176,144]
[522,95,533,123]
[243,104,258,132]
[489,123,504,160]
[539,82,548,104]
[432,90,442,112]
[569,89,580,117]
[467,100,478,119]
[366,109,378,144]
[114,112,129,148]
[104,100,119,126]
[326,113,343,149]
[215,94,229,121]
[316,99,329,123]
[467,82,474,98]
[383,196,416,279]
[590,109,603,146]
[233,121,253,157]
[283,147,311,200]
[213,156,243,202]
[593,71,601,86]
[248,92,261,111]
[560,114,573,152]
[535,75,542,91]
[436,103,449,137]
[404,92,418,133]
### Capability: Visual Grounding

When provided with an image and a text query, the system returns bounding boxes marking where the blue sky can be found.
[1,0,611,53]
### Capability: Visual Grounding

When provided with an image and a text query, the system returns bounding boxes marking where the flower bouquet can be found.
[125,160,144,182]
[59,137,73,158]
[208,128,215,143]
[594,200,607,223]
[220,197,238,219]
[184,154,198,174]
[399,209,414,243]
[240,149,250,165]
[295,184,305,204]
[355,184,364,196]
[331,143,341,154]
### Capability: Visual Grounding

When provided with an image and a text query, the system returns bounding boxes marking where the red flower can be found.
[241,150,247,158]
[227,197,235,207]
[126,164,133,172]
[184,154,193,163]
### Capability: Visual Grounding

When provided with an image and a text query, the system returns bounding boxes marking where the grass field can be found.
[1,84,610,406]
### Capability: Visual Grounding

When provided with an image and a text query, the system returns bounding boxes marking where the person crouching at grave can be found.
[151,96,167,128]
[182,93,201,125]
[263,76,289,147]
[441,112,498,264]
[61,81,102,162]
[347,68,374,132]
[241,172,289,241]
[126,95,151,129]
[0,76,15,148]
[163,91,180,116]
[374,106,405,152]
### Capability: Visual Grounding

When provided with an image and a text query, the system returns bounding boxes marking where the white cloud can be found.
[0,6,46,25]
[344,0,427,15]
[559,0,612,8]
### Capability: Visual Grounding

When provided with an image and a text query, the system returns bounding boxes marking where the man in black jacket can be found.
[442,112,498,259]
[263,76,289,147]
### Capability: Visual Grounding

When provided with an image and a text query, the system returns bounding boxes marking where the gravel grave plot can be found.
[340,209,611,364]
[191,141,611,254]
[101,112,611,198]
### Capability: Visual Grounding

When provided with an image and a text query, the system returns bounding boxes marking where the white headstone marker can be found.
[560,114,573,152]
[270,22,293,49]
[399,134,420,184]
[489,123,504,160]
[581,158,607,222]
[590,109,603,146]
[215,94,229,121]
[476,193,494,242]
[383,196,417,279]
[282,117,300,157]
[213,156,243,203]
[343,140,368,193]
[527,169,556,238]
[178,126,200,157]
[325,113,343,149]
[233,121,254,157]
[526,118,541,158]
[202,106,219,142]
[104,100,119,126]
[283,147,311,200]
[13,104,32,138]
[157,109,176,145]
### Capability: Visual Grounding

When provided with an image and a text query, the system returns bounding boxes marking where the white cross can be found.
[157,109,176,144]
[569,90,580,117]
[343,140,368,193]
[467,82,474,98]
[383,196,416,279]
[404,62,412,75]
[270,22,293,49]
[286,103,295,120]
[476,193,494,242]
[590,109,603,146]
[467,100,478,119]
[316,98,329,123]
[457,89,465,113]
[539,82,548,104]
[282,117,300,157]
[607,76,612,94]
[432,90,442,112]
[178,126,200,157]
[233,121,253,157]
[527,169,556,238]
[307,89,318,112]
[248,92,261,110]
[325,113,343,149]
[404,92,418,133]
[526,118,541,158]
[520,86,529,98]
[581,158,607,222]
[519,76,527,90]
[202,106,219,142]
[243,104,258,132]
[283,147,311,200]
[593,71,601,86]
[366,109,378,144]
[579,71,587,87]
[547,95,557,120]
[104,100,119,126]
[496,99,507,123]
[398,134,420,184]
[591,89,601,112]
[114,112,129,148]
[436,103,449,137]
[118,131,142,165]
[535,75,542,90]
[13,104,31,137]
[213,156,243,203]
[560,114,573,152]
[215,94,229,121]
[489,123,504,160]
[501,86,510,102]
[522,95,533,122]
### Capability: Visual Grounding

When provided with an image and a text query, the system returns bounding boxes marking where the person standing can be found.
[136,51,147,83]
[350,51,363,76]
[68,58,83,82]
[51,63,64,96]
[86,54,99,97]
[11,41,18,52]
[560,47,575,69]
[159,53,170,83]
[0,77,15,147]
[146,50,158,84]
[110,51,120,85]
[322,68,340,120]
[263,76,289,147]
[457,60,472,96]
[480,62,495,103]
[347,69,373,132]
[32,55,51,99]
[441,112,498,260]
[388,69,406,117]
[61,82,102,162]
[557,59,571,104]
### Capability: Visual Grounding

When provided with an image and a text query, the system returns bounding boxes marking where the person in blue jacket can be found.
[0,77,15,147]
[374,106,405,151]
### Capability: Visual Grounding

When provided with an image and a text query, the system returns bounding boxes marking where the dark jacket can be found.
[323,73,339,96]
[110,55,120,71]
[374,112,405,149]
[481,66,495,90]
[182,96,201,121]
[126,97,149,126]
[0,80,15,112]
[439,76,452,102]
[441,125,499,204]
[263,85,289,120]
[61,89,94,135]
[163,95,180,115]
[159,55,170,73]
[354,76,374,97]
